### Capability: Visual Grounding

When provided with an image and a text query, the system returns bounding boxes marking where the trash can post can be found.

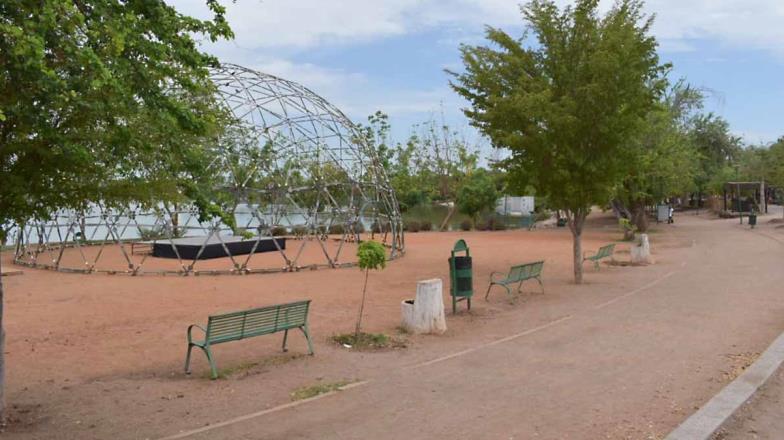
[448,239,474,314]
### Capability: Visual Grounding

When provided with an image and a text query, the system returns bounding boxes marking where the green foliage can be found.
[450,0,667,283]
[404,221,421,233]
[139,227,184,241]
[456,169,499,222]
[0,0,234,229]
[615,82,702,231]
[690,113,743,195]
[357,241,386,271]
[618,218,637,241]
[419,221,433,232]
[460,219,474,231]
[271,226,288,237]
[328,224,345,235]
[360,111,481,212]
[331,332,406,350]
[290,380,352,401]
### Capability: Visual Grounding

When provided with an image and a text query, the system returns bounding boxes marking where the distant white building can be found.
[496,196,535,217]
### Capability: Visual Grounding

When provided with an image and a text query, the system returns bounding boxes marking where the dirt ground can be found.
[2,209,784,439]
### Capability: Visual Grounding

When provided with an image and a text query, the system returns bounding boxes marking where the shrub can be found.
[271,226,288,236]
[484,217,506,231]
[534,210,552,222]
[139,227,166,241]
[404,221,421,233]
[328,224,345,235]
[419,221,433,231]
[460,219,473,231]
[371,221,389,234]
[292,225,308,237]
[475,220,489,231]
[619,218,636,240]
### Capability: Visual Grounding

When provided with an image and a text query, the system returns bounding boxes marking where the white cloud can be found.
[170,0,784,54]
[167,0,783,143]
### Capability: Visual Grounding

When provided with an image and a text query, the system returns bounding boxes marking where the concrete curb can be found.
[665,331,784,440]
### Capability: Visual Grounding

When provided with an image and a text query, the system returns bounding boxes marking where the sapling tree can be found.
[355,241,387,337]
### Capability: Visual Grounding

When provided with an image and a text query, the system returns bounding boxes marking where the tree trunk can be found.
[0,238,5,420]
[610,199,631,220]
[568,209,587,284]
[354,269,370,337]
[631,200,649,233]
[439,204,457,232]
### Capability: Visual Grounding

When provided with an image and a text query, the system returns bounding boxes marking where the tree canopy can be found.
[0,0,235,417]
[0,0,234,238]
[450,0,668,283]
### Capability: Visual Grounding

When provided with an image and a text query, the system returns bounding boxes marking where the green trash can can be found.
[749,213,757,228]
[448,239,473,314]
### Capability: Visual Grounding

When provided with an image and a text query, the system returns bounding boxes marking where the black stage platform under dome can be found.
[148,236,286,260]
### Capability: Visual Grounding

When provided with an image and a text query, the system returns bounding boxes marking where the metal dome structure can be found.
[12,63,404,275]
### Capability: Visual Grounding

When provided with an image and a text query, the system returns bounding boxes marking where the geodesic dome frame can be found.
[11,63,404,275]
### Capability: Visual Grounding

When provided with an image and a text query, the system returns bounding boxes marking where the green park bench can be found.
[185,300,314,379]
[582,243,616,271]
[485,261,545,300]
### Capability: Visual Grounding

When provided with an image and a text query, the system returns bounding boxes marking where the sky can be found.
[170,0,784,152]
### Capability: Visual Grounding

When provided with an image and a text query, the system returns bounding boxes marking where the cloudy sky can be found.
[170,0,784,149]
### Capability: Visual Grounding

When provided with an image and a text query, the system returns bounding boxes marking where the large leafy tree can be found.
[769,138,784,204]
[0,0,233,417]
[690,114,742,198]
[615,83,702,232]
[456,168,499,223]
[450,0,667,283]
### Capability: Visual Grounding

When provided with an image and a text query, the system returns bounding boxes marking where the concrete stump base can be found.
[631,233,652,264]
[401,279,447,335]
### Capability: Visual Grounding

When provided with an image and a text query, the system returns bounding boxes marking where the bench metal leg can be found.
[485,283,492,301]
[536,277,544,294]
[282,329,289,352]
[594,260,600,271]
[204,346,218,379]
[300,324,315,355]
[184,344,194,374]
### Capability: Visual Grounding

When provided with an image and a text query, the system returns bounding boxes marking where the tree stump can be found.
[401,279,447,334]
[631,233,652,264]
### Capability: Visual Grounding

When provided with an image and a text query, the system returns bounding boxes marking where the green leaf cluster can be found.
[357,241,386,271]
[0,0,233,231]
[456,169,499,222]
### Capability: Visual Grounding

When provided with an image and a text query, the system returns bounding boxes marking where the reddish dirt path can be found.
[2,210,784,439]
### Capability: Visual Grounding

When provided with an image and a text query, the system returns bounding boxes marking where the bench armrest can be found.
[489,271,506,283]
[187,324,207,344]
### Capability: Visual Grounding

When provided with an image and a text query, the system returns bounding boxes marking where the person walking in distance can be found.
[668,204,674,224]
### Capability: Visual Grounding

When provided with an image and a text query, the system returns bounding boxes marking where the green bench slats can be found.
[582,244,616,271]
[185,299,314,379]
[486,260,545,300]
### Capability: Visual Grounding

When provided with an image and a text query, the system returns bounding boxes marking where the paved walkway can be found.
[159,212,784,440]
